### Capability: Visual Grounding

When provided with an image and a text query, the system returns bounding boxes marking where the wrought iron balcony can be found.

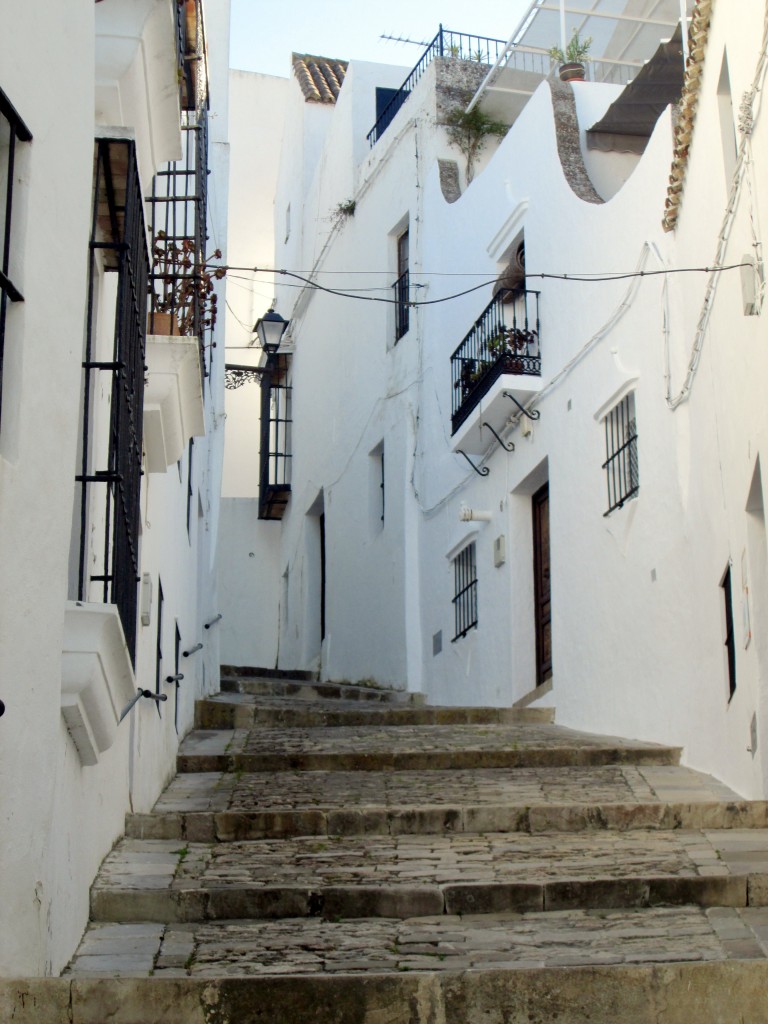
[450,288,541,447]
[367,26,506,147]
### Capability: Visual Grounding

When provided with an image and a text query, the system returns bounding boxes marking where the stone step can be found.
[195,694,554,730]
[220,673,423,704]
[126,764,760,841]
[177,724,682,774]
[9,958,768,1023]
[89,830,768,923]
[67,905,768,978]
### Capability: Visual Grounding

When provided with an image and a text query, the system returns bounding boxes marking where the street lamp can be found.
[253,308,290,355]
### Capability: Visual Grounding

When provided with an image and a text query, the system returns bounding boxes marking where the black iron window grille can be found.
[147,105,211,380]
[394,229,410,342]
[0,87,31,425]
[367,26,506,146]
[76,138,149,664]
[259,354,292,520]
[452,542,478,641]
[602,392,639,515]
[450,288,541,433]
[394,269,410,342]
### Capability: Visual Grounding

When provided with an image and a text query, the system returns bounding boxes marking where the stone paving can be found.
[62,670,768,1014]
[148,764,739,815]
[178,722,682,773]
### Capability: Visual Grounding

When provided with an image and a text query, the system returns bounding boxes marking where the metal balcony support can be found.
[482,422,515,451]
[204,614,222,629]
[503,391,540,420]
[183,643,203,657]
[457,450,490,476]
[165,673,184,684]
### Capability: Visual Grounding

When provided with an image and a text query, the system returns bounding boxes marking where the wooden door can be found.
[532,483,552,684]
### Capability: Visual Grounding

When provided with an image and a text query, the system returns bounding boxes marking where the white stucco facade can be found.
[220,1,768,799]
[0,0,229,976]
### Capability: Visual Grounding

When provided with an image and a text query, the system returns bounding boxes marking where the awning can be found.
[586,23,685,153]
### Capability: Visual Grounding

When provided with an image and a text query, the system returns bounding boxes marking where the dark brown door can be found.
[532,483,552,684]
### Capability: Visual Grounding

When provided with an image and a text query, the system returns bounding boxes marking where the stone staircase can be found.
[9,668,768,1022]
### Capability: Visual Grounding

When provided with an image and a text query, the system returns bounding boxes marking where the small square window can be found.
[451,542,478,641]
[602,392,638,515]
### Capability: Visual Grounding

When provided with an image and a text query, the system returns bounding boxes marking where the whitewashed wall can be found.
[225,3,768,799]
[0,0,229,977]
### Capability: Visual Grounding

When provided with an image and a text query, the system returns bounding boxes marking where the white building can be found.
[0,0,229,975]
[221,0,768,798]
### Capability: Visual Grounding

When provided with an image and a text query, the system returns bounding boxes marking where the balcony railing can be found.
[147,106,210,378]
[451,288,540,434]
[367,25,506,147]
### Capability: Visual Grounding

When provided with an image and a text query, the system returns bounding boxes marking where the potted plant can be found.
[548,31,592,82]
[149,231,225,336]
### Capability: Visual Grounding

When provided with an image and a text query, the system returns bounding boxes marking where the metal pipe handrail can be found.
[204,614,222,629]
[119,689,168,723]
[183,643,203,657]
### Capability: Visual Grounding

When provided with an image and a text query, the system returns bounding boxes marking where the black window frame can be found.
[0,86,32,423]
[452,542,478,642]
[602,392,639,515]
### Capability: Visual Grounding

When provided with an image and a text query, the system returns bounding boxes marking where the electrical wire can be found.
[218,263,753,308]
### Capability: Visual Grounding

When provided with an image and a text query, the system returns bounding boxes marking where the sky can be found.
[229,0,533,78]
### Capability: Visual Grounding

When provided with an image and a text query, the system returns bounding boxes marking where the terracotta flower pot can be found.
[559,62,586,82]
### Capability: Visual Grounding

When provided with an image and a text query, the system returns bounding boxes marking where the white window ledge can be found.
[61,602,136,767]
[144,334,206,472]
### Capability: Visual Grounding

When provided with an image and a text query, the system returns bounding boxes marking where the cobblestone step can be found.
[9,959,768,1024]
[67,905,768,977]
[177,724,681,774]
[220,672,422,704]
[126,763,765,841]
[195,694,554,729]
[89,830,768,923]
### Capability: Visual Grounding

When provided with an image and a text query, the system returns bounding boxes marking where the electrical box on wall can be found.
[493,535,506,567]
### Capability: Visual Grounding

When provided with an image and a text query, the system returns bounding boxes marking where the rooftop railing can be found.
[367,25,506,147]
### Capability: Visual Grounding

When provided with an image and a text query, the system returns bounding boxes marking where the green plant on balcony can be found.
[548,31,592,81]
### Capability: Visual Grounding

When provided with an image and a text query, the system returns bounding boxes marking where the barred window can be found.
[393,228,409,342]
[0,87,32,422]
[452,542,478,641]
[602,392,638,515]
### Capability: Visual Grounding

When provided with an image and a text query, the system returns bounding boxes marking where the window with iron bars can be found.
[452,542,478,641]
[602,392,638,516]
[258,354,292,520]
[75,138,149,665]
[0,86,32,425]
[393,228,409,342]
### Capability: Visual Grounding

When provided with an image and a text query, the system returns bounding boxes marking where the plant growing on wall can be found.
[151,231,225,335]
[329,198,356,228]
[444,102,508,183]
